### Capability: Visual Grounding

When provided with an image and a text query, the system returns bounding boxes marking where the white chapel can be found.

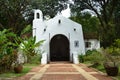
[32,9,100,64]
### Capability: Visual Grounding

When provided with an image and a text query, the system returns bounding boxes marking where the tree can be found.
[70,0,119,47]
[31,0,68,18]
[0,0,69,35]
[0,0,31,35]
[70,12,99,34]
[114,1,120,39]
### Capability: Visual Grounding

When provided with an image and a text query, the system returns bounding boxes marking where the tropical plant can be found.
[18,37,44,63]
[0,29,18,73]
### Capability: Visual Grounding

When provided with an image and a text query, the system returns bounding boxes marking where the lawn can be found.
[0,63,39,78]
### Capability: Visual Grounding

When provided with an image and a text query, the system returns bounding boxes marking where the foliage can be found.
[85,50,94,56]
[31,0,68,18]
[78,54,84,63]
[84,50,104,66]
[70,12,99,34]
[100,48,120,68]
[91,63,120,80]
[0,0,69,35]
[18,37,44,63]
[21,25,32,36]
[0,0,31,35]
[88,63,120,80]
[93,64,105,72]
[0,29,18,73]
[70,0,119,47]
[113,39,120,48]
[84,50,120,79]
[101,39,120,67]
[30,53,42,64]
[114,1,120,39]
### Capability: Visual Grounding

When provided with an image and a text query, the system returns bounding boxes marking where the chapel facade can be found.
[33,10,100,64]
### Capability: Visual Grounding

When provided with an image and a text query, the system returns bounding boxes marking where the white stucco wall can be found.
[85,39,100,52]
[32,10,86,64]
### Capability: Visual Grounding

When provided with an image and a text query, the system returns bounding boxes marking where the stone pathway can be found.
[15,62,113,80]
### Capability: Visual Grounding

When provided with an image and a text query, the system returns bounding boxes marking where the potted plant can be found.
[102,47,120,76]
[14,62,23,73]
[12,49,23,73]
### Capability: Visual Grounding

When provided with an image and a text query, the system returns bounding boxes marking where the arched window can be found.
[37,13,40,19]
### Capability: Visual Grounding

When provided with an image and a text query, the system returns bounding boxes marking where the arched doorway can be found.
[50,34,70,61]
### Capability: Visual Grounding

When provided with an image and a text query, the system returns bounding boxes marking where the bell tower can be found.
[34,9,43,21]
[33,9,45,42]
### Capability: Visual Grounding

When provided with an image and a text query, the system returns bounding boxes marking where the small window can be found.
[85,42,91,48]
[37,13,40,19]
[74,41,79,47]
[58,19,61,24]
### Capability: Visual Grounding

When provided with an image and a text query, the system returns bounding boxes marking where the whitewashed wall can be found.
[33,9,86,64]
[85,39,100,52]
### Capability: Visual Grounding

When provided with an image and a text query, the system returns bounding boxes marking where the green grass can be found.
[91,64,106,73]
[0,67,31,78]
[0,63,39,78]
[24,63,40,68]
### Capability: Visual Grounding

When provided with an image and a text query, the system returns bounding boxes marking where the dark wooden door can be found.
[50,34,70,61]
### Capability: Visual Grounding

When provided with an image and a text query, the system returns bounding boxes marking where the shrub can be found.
[0,29,17,73]
[100,39,120,67]
[101,47,120,67]
[84,50,104,66]
[78,54,84,63]
[85,50,94,56]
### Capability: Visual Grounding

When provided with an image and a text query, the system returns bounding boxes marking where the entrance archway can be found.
[50,34,70,61]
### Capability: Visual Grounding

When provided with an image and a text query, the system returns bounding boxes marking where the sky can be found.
[61,8,97,18]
